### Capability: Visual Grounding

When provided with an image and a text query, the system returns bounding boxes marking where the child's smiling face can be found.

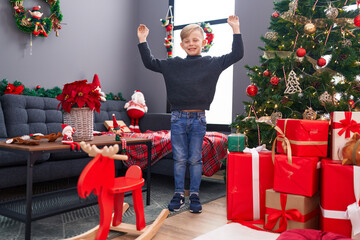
[180,30,206,56]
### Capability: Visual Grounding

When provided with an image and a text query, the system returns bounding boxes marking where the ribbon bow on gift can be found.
[272,125,293,165]
[333,112,360,138]
[243,145,271,220]
[265,193,303,233]
[107,125,127,132]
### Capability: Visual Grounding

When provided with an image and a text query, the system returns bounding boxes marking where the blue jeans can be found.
[171,110,206,194]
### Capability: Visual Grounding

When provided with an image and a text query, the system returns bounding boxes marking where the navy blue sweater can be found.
[138,34,244,111]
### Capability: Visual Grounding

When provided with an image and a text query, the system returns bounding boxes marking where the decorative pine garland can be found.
[9,0,63,37]
[0,79,126,101]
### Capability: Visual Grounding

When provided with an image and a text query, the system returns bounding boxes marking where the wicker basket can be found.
[63,107,94,142]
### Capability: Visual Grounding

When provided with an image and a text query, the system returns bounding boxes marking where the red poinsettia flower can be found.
[56,79,101,113]
[4,83,24,95]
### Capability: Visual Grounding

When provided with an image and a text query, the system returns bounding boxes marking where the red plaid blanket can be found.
[122,130,227,176]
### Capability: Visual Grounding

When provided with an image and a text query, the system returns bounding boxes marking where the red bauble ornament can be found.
[263,70,271,77]
[246,84,258,96]
[270,76,280,85]
[349,100,355,108]
[296,47,306,57]
[317,57,326,67]
[354,15,360,27]
[272,11,280,18]
[6,86,11,91]
[36,85,41,89]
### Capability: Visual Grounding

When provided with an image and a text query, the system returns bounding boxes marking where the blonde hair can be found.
[180,24,205,41]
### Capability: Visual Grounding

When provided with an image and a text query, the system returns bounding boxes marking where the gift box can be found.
[264,189,320,232]
[228,133,246,152]
[273,154,320,197]
[275,119,329,157]
[331,111,360,161]
[320,159,360,239]
[104,120,131,132]
[227,146,274,221]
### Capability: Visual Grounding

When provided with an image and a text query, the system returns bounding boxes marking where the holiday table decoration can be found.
[331,111,360,161]
[56,75,102,141]
[227,146,274,221]
[275,119,329,157]
[265,189,320,232]
[320,159,360,239]
[9,0,62,37]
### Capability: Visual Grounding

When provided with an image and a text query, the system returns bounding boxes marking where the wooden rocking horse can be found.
[67,142,169,240]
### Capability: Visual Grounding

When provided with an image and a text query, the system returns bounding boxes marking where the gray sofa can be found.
[0,94,172,189]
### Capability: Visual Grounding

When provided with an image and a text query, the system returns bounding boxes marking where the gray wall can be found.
[0,0,139,100]
[0,0,275,122]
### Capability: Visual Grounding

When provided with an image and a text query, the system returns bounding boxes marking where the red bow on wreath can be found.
[333,112,360,138]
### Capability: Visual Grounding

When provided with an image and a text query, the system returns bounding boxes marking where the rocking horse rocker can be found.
[67,142,169,240]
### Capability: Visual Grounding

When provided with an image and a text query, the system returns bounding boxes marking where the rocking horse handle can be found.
[79,142,128,161]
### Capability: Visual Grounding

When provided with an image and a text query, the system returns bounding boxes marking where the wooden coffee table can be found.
[0,135,152,240]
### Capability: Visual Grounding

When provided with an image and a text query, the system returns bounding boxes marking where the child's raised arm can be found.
[137,24,149,43]
[227,15,240,34]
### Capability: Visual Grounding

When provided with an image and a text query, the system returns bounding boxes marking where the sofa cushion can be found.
[1,95,63,137]
[0,101,7,138]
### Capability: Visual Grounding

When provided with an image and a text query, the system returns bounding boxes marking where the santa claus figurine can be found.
[124,90,148,133]
[62,124,75,143]
[61,124,80,150]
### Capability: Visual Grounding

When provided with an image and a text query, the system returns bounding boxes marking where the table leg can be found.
[146,141,151,206]
[25,151,43,240]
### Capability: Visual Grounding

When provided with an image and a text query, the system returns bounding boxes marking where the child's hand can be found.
[227,15,240,34]
[137,24,149,43]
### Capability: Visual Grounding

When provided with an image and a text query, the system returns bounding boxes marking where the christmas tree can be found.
[232,0,360,148]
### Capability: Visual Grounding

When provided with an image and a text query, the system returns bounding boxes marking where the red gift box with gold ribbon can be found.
[320,159,360,239]
[227,147,274,221]
[331,111,360,161]
[273,154,320,197]
[264,189,320,232]
[275,119,329,157]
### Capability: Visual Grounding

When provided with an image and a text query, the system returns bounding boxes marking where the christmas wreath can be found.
[161,19,215,57]
[200,22,214,53]
[9,0,63,37]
